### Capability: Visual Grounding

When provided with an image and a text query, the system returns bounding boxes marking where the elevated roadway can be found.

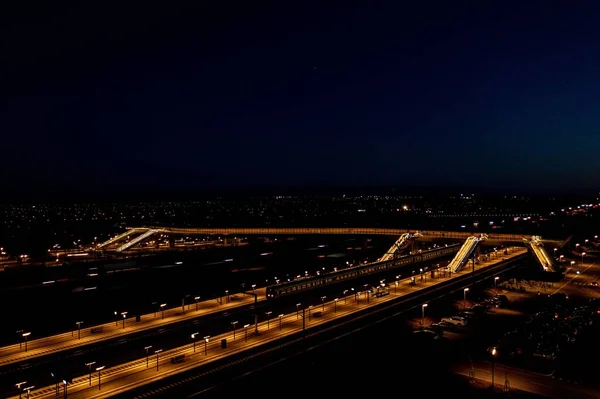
[9,247,528,399]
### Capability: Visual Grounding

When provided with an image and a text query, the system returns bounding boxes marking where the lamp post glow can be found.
[191,332,199,352]
[321,296,326,311]
[231,321,238,339]
[15,381,27,399]
[463,288,469,309]
[144,345,152,368]
[155,349,162,371]
[494,276,499,288]
[265,311,272,328]
[244,324,250,342]
[75,321,83,340]
[582,252,586,267]
[114,311,118,326]
[96,366,105,390]
[491,347,497,387]
[22,332,31,352]
[204,336,210,355]
[121,312,128,329]
[278,314,284,330]
[296,303,301,319]
[194,296,200,311]
[160,303,166,319]
[85,362,96,386]
[334,298,338,313]
[421,303,428,327]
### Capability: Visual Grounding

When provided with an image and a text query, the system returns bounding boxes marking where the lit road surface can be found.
[11,247,527,399]
[453,360,599,399]
[0,289,266,367]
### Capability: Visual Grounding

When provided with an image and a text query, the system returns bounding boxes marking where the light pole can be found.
[15,381,27,399]
[121,312,128,329]
[265,311,272,329]
[22,332,31,352]
[321,296,326,311]
[363,284,370,303]
[225,290,229,304]
[582,252,586,267]
[463,288,469,309]
[114,311,118,326]
[278,314,284,331]
[75,321,83,340]
[144,345,152,368]
[421,303,428,327]
[491,347,497,387]
[85,361,96,386]
[296,303,301,319]
[244,324,250,342]
[343,290,348,303]
[194,296,200,311]
[155,349,162,371]
[494,276,499,288]
[251,284,256,294]
[334,298,338,313]
[204,336,210,355]
[96,366,105,390]
[308,305,313,321]
[231,321,238,339]
[23,385,34,399]
[63,380,68,398]
[191,332,199,352]
[160,303,166,319]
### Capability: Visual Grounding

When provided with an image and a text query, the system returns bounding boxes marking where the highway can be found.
[0,289,266,367]
[8,247,527,399]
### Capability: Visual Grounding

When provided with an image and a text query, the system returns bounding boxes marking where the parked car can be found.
[441,316,467,326]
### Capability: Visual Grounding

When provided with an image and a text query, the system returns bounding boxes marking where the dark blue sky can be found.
[2,1,600,198]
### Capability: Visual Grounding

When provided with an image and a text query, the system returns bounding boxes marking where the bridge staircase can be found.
[524,236,559,272]
[97,228,148,249]
[449,235,487,273]
[116,229,162,252]
[379,232,422,262]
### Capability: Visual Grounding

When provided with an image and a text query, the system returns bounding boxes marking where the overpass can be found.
[97,226,537,251]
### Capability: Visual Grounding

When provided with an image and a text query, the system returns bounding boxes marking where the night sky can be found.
[2,2,600,198]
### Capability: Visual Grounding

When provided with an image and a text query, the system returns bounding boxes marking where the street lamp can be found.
[244,324,250,342]
[343,290,348,303]
[231,321,238,339]
[494,276,499,288]
[251,284,256,294]
[22,332,31,352]
[75,321,83,340]
[321,296,326,311]
[23,385,34,399]
[160,303,167,319]
[114,311,118,326]
[582,252,586,267]
[225,290,229,304]
[85,361,96,386]
[15,381,27,399]
[144,345,152,368]
[421,303,428,327]
[155,349,162,371]
[121,312,128,329]
[265,311,272,328]
[191,332,199,352]
[96,366,105,390]
[463,288,469,309]
[491,347,497,387]
[204,336,210,355]
[194,296,200,311]
[296,303,301,319]
[62,380,68,398]
[278,314,284,331]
